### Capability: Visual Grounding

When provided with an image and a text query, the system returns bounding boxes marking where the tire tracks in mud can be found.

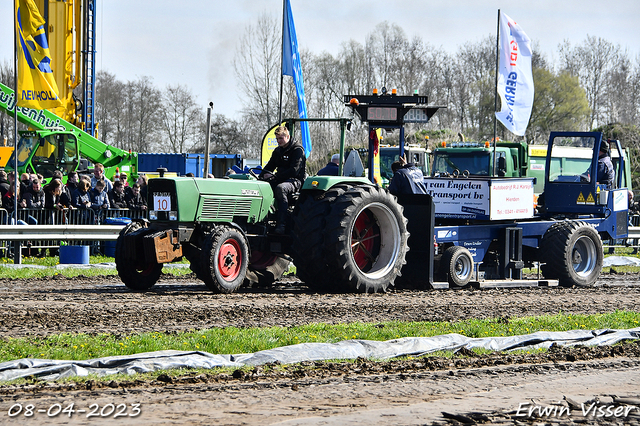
[0,273,638,338]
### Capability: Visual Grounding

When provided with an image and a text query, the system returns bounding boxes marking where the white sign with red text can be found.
[424,177,534,220]
[489,179,534,219]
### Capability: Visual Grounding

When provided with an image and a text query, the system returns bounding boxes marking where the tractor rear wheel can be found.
[291,184,352,291]
[115,220,162,291]
[441,246,473,288]
[323,185,408,293]
[200,226,249,293]
[541,221,603,286]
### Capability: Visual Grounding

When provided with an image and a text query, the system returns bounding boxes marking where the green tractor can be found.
[115,172,410,293]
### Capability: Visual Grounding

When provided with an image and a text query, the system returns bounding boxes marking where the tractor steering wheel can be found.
[248,168,260,179]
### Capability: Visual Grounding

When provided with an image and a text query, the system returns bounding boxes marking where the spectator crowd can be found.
[0,164,148,225]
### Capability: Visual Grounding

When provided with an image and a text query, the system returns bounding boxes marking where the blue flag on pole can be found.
[282,0,311,157]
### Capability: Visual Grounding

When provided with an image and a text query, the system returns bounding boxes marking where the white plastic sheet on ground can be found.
[602,256,640,267]
[0,327,638,382]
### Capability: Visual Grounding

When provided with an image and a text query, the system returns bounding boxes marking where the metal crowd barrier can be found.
[0,208,148,257]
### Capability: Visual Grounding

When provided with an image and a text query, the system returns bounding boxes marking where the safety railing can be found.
[0,208,147,257]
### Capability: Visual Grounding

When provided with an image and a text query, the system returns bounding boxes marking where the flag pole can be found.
[492,9,500,177]
[278,0,285,124]
[13,0,22,264]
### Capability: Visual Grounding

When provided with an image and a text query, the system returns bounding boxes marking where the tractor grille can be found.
[201,198,253,221]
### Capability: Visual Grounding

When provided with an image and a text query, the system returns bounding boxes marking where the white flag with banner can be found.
[495,13,534,136]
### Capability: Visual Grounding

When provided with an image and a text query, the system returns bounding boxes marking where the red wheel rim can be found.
[351,209,378,271]
[218,238,242,281]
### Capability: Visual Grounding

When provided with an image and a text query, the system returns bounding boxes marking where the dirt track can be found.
[0,272,638,425]
[1,273,639,338]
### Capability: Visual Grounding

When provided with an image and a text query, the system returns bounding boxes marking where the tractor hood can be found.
[147,177,274,224]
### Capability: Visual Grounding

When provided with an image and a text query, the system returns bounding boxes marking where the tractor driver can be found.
[596,139,615,188]
[259,126,306,234]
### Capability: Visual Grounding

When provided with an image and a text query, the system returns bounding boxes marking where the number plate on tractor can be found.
[153,193,171,211]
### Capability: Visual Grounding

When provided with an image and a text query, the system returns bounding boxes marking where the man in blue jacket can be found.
[317,154,340,176]
[388,155,428,195]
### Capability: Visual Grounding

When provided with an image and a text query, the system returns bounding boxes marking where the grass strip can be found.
[1,311,638,363]
[0,255,190,279]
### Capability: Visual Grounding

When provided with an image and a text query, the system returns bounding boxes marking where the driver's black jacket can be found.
[260,140,306,185]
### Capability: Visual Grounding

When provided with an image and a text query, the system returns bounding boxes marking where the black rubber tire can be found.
[441,246,473,288]
[290,185,352,291]
[200,226,249,293]
[540,221,603,287]
[245,251,290,287]
[115,220,162,291]
[323,185,408,293]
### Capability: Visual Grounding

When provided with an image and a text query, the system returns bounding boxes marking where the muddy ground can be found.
[0,272,638,425]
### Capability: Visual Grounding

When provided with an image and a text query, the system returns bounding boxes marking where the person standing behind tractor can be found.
[388,154,428,196]
[136,174,148,201]
[258,126,306,234]
[44,178,67,225]
[44,179,64,211]
[317,153,340,176]
[19,173,30,196]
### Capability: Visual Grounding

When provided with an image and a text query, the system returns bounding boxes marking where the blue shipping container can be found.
[138,153,242,178]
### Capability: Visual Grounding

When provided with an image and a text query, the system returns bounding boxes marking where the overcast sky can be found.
[2,0,638,119]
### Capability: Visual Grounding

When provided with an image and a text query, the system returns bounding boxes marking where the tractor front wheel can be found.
[200,226,249,293]
[115,220,163,291]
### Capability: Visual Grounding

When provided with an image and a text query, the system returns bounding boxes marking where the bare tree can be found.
[338,40,368,96]
[95,70,127,149]
[395,36,427,96]
[559,35,623,129]
[630,55,640,125]
[212,114,252,155]
[603,52,636,125]
[436,36,494,140]
[127,76,162,153]
[191,114,255,158]
[365,22,407,91]
[233,13,282,130]
[160,84,203,153]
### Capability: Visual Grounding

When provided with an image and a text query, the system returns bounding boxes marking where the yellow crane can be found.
[32,0,93,132]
